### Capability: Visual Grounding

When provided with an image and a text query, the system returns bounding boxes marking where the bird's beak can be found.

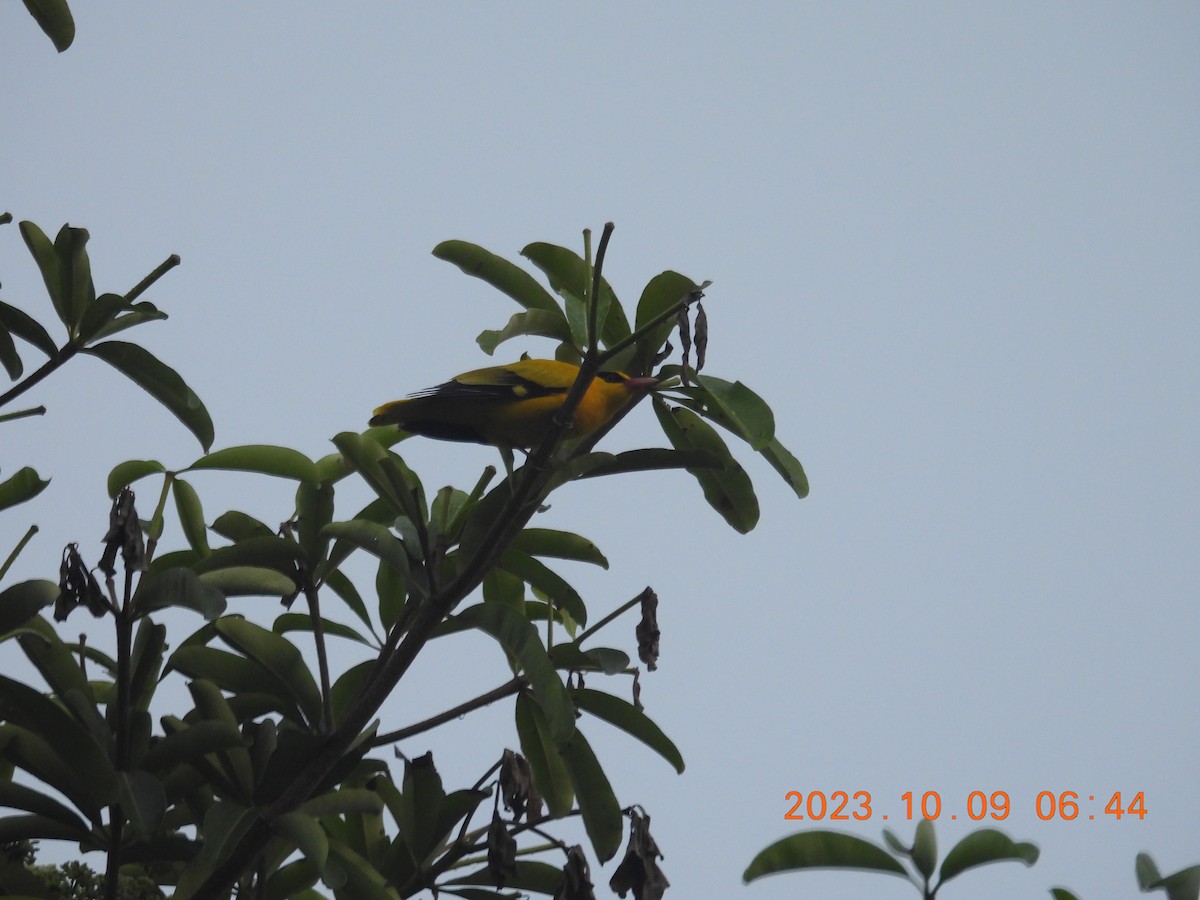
[624,376,660,393]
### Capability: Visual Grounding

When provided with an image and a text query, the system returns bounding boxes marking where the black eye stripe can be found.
[597,371,625,383]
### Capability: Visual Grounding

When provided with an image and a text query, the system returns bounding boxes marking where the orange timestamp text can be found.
[783,790,1147,823]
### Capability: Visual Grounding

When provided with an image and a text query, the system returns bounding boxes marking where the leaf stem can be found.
[370,676,526,747]
[0,525,37,580]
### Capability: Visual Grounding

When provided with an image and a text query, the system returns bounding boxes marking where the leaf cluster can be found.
[1,222,806,900]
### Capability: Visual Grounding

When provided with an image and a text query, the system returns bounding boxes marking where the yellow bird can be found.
[370,359,657,450]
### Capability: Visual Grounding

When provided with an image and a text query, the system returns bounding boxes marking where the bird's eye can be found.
[597,371,626,383]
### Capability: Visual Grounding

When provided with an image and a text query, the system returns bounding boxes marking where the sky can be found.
[3,4,1198,899]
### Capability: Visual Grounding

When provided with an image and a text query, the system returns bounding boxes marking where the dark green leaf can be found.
[939,828,1039,881]
[0,580,56,634]
[514,692,573,818]
[134,567,226,619]
[433,240,562,314]
[296,480,334,565]
[574,688,684,773]
[274,613,373,648]
[0,466,49,513]
[21,0,75,51]
[84,340,214,451]
[1050,889,1081,900]
[559,728,622,863]
[87,300,169,341]
[119,770,167,838]
[106,459,165,498]
[15,615,92,698]
[0,675,117,803]
[0,812,90,843]
[0,780,88,829]
[743,831,909,882]
[128,619,166,712]
[0,322,20,379]
[575,447,723,479]
[19,221,65,324]
[323,568,377,639]
[653,400,759,533]
[215,618,323,728]
[76,292,133,343]
[0,298,58,357]
[188,445,318,483]
[0,724,102,821]
[168,648,303,724]
[448,860,565,895]
[275,812,330,875]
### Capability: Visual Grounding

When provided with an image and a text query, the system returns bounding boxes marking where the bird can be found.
[370,359,658,450]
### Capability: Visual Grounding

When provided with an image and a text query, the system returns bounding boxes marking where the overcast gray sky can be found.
[4,4,1198,898]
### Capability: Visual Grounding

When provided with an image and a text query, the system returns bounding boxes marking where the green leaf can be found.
[215,618,323,729]
[550,643,630,675]
[192,534,304,579]
[761,436,810,499]
[514,692,573,818]
[21,0,75,51]
[1135,853,1200,899]
[653,400,759,533]
[0,298,58,357]
[210,510,276,542]
[188,445,318,483]
[274,613,373,647]
[19,221,64,324]
[321,520,416,595]
[323,568,377,640]
[84,340,214,451]
[0,724,103,821]
[911,818,936,879]
[432,240,562,314]
[1050,889,1082,900]
[0,781,88,830]
[499,550,587,626]
[448,860,565,895]
[633,271,703,371]
[55,225,94,336]
[128,620,166,712]
[511,528,608,568]
[522,242,631,348]
[172,478,210,555]
[169,647,304,724]
[0,322,21,379]
[0,811,91,843]
[118,770,167,838]
[692,374,775,449]
[453,603,575,744]
[198,566,297,598]
[275,812,330,875]
[106,459,166,498]
[939,828,1039,882]
[0,580,57,634]
[300,788,383,818]
[134,567,226,619]
[0,467,49,513]
[559,728,622,863]
[743,831,909,882]
[141,721,246,774]
[0,675,117,805]
[574,688,684,773]
[477,309,573,356]
[296,480,334,566]
[87,299,169,342]
[575,447,723,479]
[15,615,92,698]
